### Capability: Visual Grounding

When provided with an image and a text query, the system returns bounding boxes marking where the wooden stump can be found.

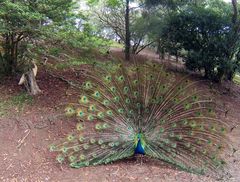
[18,63,42,95]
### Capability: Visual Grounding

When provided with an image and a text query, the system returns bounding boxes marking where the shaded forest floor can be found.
[0,49,239,182]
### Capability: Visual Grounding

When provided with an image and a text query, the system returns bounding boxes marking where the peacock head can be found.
[137,133,142,140]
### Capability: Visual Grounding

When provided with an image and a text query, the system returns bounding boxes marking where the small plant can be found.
[54,57,115,70]
[11,92,33,106]
[54,58,92,70]
[0,92,33,117]
[0,99,8,117]
[49,47,62,57]
[110,41,124,49]
[233,73,240,85]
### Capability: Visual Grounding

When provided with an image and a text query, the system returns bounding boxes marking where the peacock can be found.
[50,59,230,176]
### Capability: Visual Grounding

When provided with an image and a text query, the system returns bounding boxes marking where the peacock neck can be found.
[134,133,145,155]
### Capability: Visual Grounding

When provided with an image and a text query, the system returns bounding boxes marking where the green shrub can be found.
[161,5,240,82]
[233,73,240,85]
[49,47,62,56]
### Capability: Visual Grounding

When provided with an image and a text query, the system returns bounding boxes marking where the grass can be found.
[49,47,62,57]
[11,92,33,107]
[0,92,33,117]
[233,73,240,85]
[54,57,94,70]
[110,41,124,49]
[0,99,8,117]
[54,57,116,70]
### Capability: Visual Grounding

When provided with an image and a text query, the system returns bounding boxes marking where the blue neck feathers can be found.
[135,139,145,155]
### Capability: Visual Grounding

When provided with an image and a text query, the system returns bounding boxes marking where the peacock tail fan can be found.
[50,59,231,176]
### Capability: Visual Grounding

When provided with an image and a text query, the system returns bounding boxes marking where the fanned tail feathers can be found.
[50,59,230,175]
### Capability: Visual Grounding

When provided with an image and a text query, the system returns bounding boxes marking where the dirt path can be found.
[1,113,238,182]
[0,50,240,182]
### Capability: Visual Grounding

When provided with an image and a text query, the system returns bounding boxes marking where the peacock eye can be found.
[208,108,213,113]
[118,108,124,113]
[133,80,139,84]
[67,134,74,141]
[123,86,129,93]
[118,75,124,81]
[79,136,85,143]
[56,155,65,163]
[76,123,84,131]
[80,154,85,161]
[90,138,96,144]
[61,147,68,153]
[134,91,139,97]
[49,145,56,152]
[111,86,116,92]
[105,75,112,81]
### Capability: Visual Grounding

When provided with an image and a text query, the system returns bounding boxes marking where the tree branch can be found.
[136,41,155,54]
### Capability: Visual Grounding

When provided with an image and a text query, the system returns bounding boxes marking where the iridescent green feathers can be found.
[50,60,229,175]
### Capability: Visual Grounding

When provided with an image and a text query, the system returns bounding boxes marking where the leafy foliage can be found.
[91,0,153,55]
[146,0,192,8]
[0,0,75,74]
[153,1,240,82]
[43,13,111,55]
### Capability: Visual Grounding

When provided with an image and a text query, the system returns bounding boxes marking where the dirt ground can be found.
[0,51,239,182]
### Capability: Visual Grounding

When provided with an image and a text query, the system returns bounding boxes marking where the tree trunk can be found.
[125,0,130,61]
[24,70,42,95]
[232,0,238,25]
[3,33,18,74]
[160,45,165,60]
[175,50,179,62]
[168,54,171,61]
[10,33,17,73]
[229,0,240,58]
[4,34,12,74]
[19,63,42,95]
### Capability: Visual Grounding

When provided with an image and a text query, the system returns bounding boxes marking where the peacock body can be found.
[50,60,230,175]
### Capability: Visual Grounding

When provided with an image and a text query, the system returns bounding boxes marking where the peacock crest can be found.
[50,59,230,175]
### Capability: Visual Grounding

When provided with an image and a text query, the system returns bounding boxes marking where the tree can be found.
[145,0,204,60]
[90,0,157,60]
[146,0,240,82]
[0,0,75,75]
[0,0,76,95]
[160,2,240,81]
[125,0,130,60]
[88,0,131,60]
[145,0,199,10]
[227,0,240,78]
[95,3,126,43]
